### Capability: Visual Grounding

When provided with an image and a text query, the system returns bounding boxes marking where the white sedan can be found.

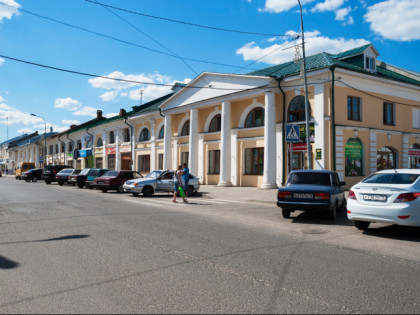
[347,169,420,230]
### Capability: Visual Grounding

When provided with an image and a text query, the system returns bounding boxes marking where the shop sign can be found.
[79,149,92,157]
[94,148,103,154]
[345,138,363,176]
[66,151,73,157]
[316,148,322,160]
[120,145,131,153]
[292,143,308,151]
[408,149,420,157]
[299,123,315,143]
[106,147,116,155]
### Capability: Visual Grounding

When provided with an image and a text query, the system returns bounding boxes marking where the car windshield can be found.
[79,168,90,175]
[89,169,100,177]
[363,173,419,184]
[43,166,52,171]
[103,171,119,177]
[146,170,162,178]
[59,169,73,174]
[133,172,143,179]
[73,170,81,175]
[287,172,331,186]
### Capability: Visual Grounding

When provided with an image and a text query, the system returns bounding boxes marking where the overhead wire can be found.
[85,0,294,38]
[0,1,258,71]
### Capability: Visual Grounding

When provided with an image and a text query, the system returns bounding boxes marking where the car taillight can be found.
[278,192,292,199]
[67,176,70,179]
[314,193,329,200]
[348,190,357,200]
[53,170,57,174]
[394,193,420,203]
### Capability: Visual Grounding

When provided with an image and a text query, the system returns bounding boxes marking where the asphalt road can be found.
[0,178,419,314]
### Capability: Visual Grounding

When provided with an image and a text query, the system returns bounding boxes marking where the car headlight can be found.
[133,183,143,187]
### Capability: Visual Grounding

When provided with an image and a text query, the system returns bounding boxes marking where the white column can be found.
[403,134,410,168]
[115,129,121,170]
[172,138,178,170]
[30,148,34,163]
[102,133,107,169]
[198,133,204,184]
[35,147,40,168]
[63,143,67,166]
[150,120,156,171]
[230,129,238,186]
[163,114,173,169]
[131,127,135,171]
[276,123,283,186]
[189,108,199,175]
[261,91,277,189]
[314,84,325,170]
[369,130,377,174]
[218,101,232,186]
[25,148,29,162]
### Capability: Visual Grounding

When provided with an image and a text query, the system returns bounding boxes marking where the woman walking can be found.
[172,165,187,203]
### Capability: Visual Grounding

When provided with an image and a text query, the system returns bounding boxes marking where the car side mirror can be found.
[340,181,346,186]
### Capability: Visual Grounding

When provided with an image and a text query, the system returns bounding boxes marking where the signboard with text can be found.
[106,147,116,155]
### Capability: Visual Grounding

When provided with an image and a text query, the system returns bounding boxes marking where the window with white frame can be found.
[365,56,376,71]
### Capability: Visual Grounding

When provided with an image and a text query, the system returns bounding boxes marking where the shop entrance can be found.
[121,153,131,170]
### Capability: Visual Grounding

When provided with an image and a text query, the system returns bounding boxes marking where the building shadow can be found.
[0,255,19,269]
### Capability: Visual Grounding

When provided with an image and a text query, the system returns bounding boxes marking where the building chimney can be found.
[70,124,77,129]
[97,110,103,119]
[119,108,127,118]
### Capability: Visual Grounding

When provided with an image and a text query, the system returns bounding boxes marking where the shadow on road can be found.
[0,255,19,269]
[0,234,90,245]
[290,209,353,227]
[363,225,420,242]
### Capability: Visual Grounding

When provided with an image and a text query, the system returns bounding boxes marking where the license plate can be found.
[98,182,104,185]
[363,194,387,202]
[294,193,313,199]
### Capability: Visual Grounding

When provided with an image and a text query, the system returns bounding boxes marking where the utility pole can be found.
[30,114,47,167]
[6,116,8,140]
[140,89,144,105]
[297,0,312,169]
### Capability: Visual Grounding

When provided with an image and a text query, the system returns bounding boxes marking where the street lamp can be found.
[297,0,312,169]
[30,113,47,167]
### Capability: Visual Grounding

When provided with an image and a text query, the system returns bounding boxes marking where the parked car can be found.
[56,169,81,186]
[42,165,73,184]
[21,168,43,182]
[277,170,346,220]
[73,168,91,188]
[15,162,36,180]
[92,170,143,193]
[86,168,109,189]
[123,170,200,197]
[347,169,420,230]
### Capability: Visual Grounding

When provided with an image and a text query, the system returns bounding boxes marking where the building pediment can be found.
[160,72,271,111]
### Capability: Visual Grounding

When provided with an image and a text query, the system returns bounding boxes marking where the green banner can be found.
[299,123,315,143]
[345,138,363,176]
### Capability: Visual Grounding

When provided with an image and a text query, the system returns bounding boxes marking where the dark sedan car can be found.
[57,169,81,186]
[21,168,43,182]
[42,165,73,184]
[73,168,91,188]
[92,170,142,193]
[277,170,346,220]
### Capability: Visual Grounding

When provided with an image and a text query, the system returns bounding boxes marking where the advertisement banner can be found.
[345,138,363,176]
[299,123,315,143]
[106,147,116,155]
[79,149,92,157]
[408,149,420,157]
[120,145,131,153]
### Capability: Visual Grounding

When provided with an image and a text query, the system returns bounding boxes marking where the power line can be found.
[0,1,257,71]
[85,0,294,38]
[0,53,270,91]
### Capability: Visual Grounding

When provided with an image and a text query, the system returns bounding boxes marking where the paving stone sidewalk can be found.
[199,185,277,203]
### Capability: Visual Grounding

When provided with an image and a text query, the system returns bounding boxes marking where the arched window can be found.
[377,147,397,171]
[158,126,164,139]
[97,137,103,147]
[139,128,150,142]
[345,138,364,176]
[287,96,310,122]
[77,140,82,150]
[245,108,264,128]
[123,128,130,142]
[208,114,221,133]
[180,120,190,136]
[109,131,115,144]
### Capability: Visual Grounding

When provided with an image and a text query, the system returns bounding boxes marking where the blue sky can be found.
[1,0,419,142]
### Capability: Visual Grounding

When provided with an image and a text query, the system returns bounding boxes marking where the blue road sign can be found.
[286,124,300,143]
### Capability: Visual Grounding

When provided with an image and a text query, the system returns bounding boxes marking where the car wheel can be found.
[32,177,38,182]
[282,209,291,219]
[117,185,124,193]
[25,179,30,182]
[132,193,139,197]
[87,184,93,190]
[45,180,51,185]
[101,188,108,193]
[187,186,195,197]
[78,184,84,189]
[328,204,337,220]
[143,186,153,197]
[15,176,18,180]
[354,220,370,230]
[58,181,63,186]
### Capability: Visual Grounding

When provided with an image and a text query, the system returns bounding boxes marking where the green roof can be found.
[248,44,420,87]
[331,44,372,59]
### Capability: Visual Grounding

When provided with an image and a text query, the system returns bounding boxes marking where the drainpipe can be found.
[158,107,165,118]
[124,117,134,171]
[57,135,66,165]
[276,77,287,185]
[66,134,74,168]
[330,66,336,171]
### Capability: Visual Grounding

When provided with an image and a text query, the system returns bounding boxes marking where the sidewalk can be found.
[199,185,277,204]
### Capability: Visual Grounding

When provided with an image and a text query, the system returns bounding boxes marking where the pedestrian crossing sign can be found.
[286,125,300,142]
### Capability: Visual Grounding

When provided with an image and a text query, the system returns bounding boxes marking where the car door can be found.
[156,171,174,191]
[332,173,344,206]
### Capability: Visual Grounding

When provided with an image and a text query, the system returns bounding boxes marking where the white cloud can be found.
[259,0,315,13]
[104,112,118,118]
[54,97,82,111]
[0,95,6,102]
[364,0,420,41]
[89,70,191,103]
[0,58,4,65]
[62,119,80,125]
[73,106,98,118]
[0,0,20,23]
[312,0,345,12]
[236,30,370,65]
[17,128,34,134]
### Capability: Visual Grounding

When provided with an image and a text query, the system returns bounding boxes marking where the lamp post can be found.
[30,113,47,167]
[297,0,312,169]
